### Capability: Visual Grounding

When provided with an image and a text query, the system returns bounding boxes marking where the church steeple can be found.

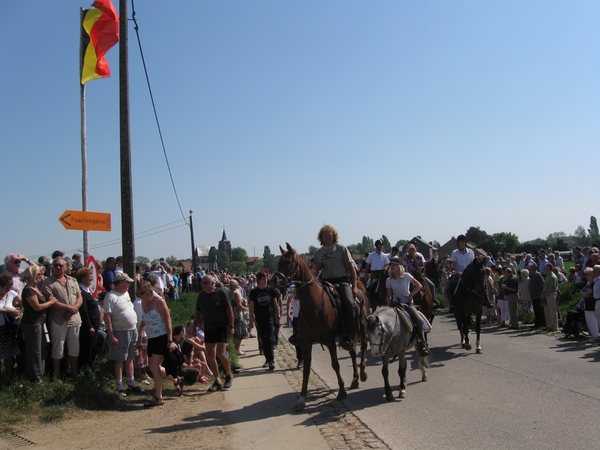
[218,228,231,258]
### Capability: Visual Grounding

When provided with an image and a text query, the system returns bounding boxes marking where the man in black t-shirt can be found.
[194,275,234,391]
[249,271,280,371]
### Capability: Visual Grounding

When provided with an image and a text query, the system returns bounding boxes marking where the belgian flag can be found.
[80,0,119,85]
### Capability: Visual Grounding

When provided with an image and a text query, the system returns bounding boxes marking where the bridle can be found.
[271,252,317,290]
[371,309,399,357]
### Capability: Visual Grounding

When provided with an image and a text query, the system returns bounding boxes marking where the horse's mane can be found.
[462,256,486,291]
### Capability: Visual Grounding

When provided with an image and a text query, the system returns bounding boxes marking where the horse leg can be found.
[359,325,368,383]
[349,346,359,389]
[475,311,482,354]
[398,354,407,398]
[326,340,346,400]
[295,342,312,412]
[382,358,393,401]
[463,319,472,351]
[419,354,428,382]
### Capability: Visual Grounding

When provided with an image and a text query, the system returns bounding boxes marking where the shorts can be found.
[108,329,138,361]
[204,324,227,344]
[147,334,168,357]
[49,321,80,359]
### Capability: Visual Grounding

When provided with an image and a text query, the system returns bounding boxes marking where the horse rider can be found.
[365,240,390,294]
[386,258,430,356]
[312,224,357,351]
[448,235,493,310]
[403,243,426,274]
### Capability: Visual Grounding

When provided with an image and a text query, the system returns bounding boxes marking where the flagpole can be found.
[119,0,136,294]
[80,7,89,259]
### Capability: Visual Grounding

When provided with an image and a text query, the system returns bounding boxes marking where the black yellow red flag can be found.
[80,0,119,85]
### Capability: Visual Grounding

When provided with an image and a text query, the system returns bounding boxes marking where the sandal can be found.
[143,396,164,407]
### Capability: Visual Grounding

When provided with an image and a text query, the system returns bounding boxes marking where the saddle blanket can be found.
[393,307,432,334]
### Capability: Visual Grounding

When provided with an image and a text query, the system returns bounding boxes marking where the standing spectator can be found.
[103,273,145,396]
[483,267,497,326]
[132,290,150,385]
[3,253,34,294]
[594,265,600,339]
[228,280,248,356]
[495,266,509,327]
[194,275,234,392]
[42,257,82,380]
[0,274,22,377]
[580,267,598,343]
[528,262,546,329]
[249,272,280,370]
[554,251,565,274]
[501,268,519,329]
[286,285,303,368]
[72,253,83,271]
[115,256,124,274]
[21,265,57,382]
[137,281,181,407]
[102,257,117,292]
[76,268,105,368]
[541,263,559,331]
[518,269,533,325]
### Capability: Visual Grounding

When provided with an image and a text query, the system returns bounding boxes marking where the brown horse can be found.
[272,243,370,411]
[368,269,389,312]
[411,268,436,325]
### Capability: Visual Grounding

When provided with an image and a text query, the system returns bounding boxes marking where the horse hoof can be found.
[386,395,393,402]
[476,348,482,354]
[337,389,347,400]
[398,390,406,399]
[465,344,472,351]
[350,380,359,389]
[294,401,305,412]
[422,375,428,382]
[360,372,368,382]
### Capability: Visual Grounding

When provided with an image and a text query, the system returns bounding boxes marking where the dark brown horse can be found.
[272,243,370,411]
[368,269,388,312]
[411,268,436,325]
[448,256,486,353]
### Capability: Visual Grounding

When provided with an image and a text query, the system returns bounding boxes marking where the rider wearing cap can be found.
[312,225,357,351]
[364,239,389,293]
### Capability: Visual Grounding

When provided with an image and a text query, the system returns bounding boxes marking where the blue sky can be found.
[1,0,598,263]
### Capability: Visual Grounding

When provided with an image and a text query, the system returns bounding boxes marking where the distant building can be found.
[194,245,214,269]
[438,237,487,259]
[218,229,232,259]
[401,236,438,260]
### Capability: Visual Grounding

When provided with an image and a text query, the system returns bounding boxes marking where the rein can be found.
[374,309,399,356]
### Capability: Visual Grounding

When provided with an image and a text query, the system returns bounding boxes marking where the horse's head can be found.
[463,255,486,296]
[272,243,301,286]
[366,314,385,357]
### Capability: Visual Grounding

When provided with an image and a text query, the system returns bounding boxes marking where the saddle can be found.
[322,281,342,309]
[392,305,432,335]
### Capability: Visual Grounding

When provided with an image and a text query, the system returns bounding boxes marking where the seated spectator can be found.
[562,298,586,337]
[567,267,577,284]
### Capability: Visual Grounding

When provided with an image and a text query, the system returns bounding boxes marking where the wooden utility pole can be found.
[119,0,135,295]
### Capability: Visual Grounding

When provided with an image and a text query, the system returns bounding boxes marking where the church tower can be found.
[218,228,232,259]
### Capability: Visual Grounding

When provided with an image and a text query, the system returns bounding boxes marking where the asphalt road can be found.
[280,311,600,450]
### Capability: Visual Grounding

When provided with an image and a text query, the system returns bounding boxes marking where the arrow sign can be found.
[59,210,111,232]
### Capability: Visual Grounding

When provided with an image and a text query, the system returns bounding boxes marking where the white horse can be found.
[366,306,429,401]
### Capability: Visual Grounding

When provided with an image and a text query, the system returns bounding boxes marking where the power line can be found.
[130,0,188,224]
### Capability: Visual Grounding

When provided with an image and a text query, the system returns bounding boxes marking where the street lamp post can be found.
[189,210,198,277]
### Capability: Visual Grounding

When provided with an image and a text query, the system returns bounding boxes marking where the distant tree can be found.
[165,255,179,266]
[135,256,150,265]
[209,248,230,270]
[361,236,375,254]
[394,239,409,249]
[589,216,599,243]
[231,247,248,263]
[347,244,359,255]
[490,232,519,255]
[465,226,490,248]
[307,245,318,256]
[573,225,589,246]
[263,246,278,273]
[249,261,264,273]
[228,261,247,275]
[380,235,392,253]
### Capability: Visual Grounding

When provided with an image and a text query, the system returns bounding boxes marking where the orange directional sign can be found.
[59,210,111,232]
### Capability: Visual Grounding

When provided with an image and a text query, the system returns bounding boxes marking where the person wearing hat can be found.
[364,239,390,294]
[386,258,429,356]
[103,272,145,396]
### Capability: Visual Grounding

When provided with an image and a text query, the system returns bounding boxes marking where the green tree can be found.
[394,239,409,249]
[135,255,150,265]
[165,255,179,266]
[249,261,264,273]
[231,247,248,263]
[573,225,589,246]
[380,235,392,253]
[361,236,374,254]
[228,261,247,275]
[209,248,230,270]
[263,246,278,273]
[465,226,490,248]
[307,245,318,256]
[589,216,599,243]
[490,232,519,254]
